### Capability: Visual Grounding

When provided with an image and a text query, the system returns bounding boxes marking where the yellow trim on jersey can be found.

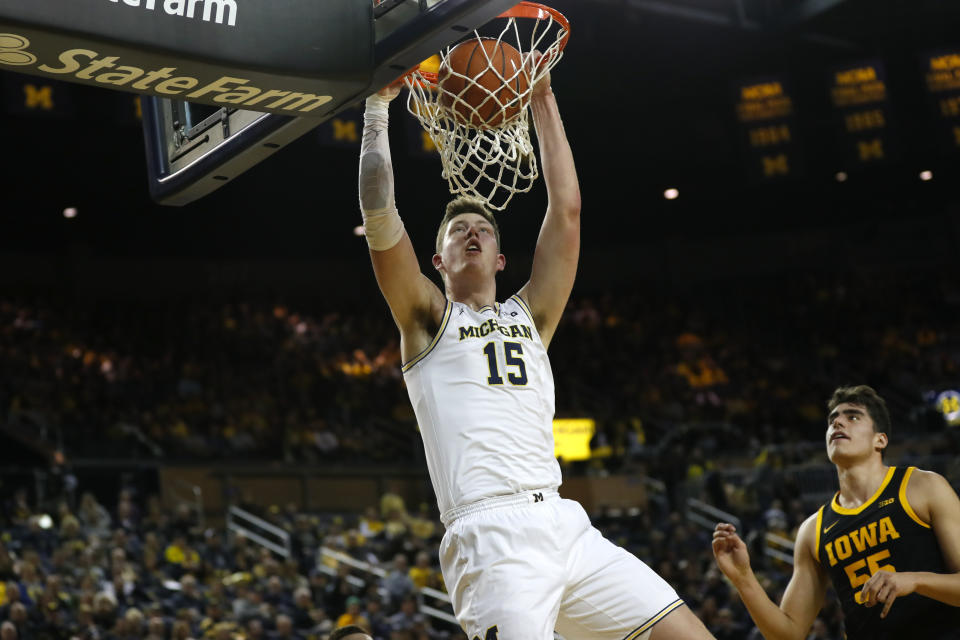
[509,294,534,323]
[814,506,824,563]
[899,466,931,528]
[401,300,452,373]
[623,599,684,640]
[830,466,896,515]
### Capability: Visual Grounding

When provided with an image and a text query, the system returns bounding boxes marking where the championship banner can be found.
[316,107,362,149]
[733,76,803,182]
[3,69,145,124]
[827,59,896,169]
[920,49,960,154]
[404,107,441,159]
[2,71,74,117]
[0,0,372,116]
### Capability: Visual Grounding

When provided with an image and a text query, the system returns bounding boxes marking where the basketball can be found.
[438,38,530,128]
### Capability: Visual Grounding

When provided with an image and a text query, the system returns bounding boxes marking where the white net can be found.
[404,4,568,211]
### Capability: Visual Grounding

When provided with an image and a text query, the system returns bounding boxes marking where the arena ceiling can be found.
[1,0,958,259]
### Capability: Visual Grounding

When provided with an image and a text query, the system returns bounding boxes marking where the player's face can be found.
[436,213,504,280]
[825,402,886,463]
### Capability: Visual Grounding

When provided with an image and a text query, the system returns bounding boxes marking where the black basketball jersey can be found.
[815,466,960,640]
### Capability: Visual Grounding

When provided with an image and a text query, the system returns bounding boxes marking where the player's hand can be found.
[859,570,917,618]
[528,50,552,99]
[712,523,753,583]
[377,83,402,101]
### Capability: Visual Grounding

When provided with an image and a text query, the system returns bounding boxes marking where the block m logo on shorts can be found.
[533,492,544,503]
[472,625,499,640]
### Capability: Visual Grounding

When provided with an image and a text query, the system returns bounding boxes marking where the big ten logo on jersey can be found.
[824,516,901,604]
[472,626,498,640]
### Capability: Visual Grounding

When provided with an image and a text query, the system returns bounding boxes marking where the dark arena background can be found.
[2,1,959,639]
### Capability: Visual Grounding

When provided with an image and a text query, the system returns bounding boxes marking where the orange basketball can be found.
[438,38,529,129]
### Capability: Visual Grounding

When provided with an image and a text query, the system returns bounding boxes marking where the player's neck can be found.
[445,278,496,310]
[834,458,890,509]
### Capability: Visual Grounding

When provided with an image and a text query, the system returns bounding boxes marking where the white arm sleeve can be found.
[358,94,405,251]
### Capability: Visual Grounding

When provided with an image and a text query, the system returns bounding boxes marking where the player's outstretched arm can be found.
[359,86,444,336]
[517,56,581,349]
[712,518,827,640]
[860,469,960,616]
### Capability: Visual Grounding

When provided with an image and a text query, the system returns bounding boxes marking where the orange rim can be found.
[398,1,569,89]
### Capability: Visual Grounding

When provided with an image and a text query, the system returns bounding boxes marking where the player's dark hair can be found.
[328,626,371,640]
[827,385,892,456]
[435,196,501,254]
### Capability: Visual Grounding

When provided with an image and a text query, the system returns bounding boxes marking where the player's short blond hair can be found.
[435,196,501,254]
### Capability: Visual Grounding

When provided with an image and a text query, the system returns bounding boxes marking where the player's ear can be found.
[433,254,443,271]
[875,432,888,453]
[496,253,505,272]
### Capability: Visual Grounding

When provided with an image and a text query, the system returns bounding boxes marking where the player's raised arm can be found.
[359,86,445,337]
[712,517,828,640]
[517,58,581,349]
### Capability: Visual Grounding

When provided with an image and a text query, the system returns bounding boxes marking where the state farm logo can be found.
[0,34,37,66]
[108,0,238,27]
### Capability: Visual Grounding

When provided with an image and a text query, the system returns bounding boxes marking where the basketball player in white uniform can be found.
[356,60,715,640]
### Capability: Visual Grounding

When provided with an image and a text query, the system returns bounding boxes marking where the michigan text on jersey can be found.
[458,319,533,341]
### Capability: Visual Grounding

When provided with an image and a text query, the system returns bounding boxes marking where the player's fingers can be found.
[881,592,897,619]
[711,531,733,546]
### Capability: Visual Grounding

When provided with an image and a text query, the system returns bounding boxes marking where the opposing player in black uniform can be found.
[712,385,960,639]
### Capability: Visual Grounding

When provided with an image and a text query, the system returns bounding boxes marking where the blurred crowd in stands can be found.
[2,270,958,469]
[0,476,849,640]
[2,267,960,640]
[0,481,466,640]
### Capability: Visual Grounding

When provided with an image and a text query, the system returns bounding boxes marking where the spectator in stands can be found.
[164,535,201,579]
[358,508,384,540]
[0,583,23,620]
[172,574,204,615]
[79,493,113,538]
[264,576,293,612]
[710,607,746,640]
[119,607,146,640]
[335,597,369,631]
[271,614,303,640]
[363,598,391,640]
[407,553,434,591]
[171,619,192,640]
[0,621,16,640]
[0,545,14,584]
[290,587,314,631]
[200,531,231,575]
[6,603,31,640]
[386,598,426,635]
[381,556,413,605]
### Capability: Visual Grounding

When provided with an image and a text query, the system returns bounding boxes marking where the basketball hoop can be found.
[403,2,570,211]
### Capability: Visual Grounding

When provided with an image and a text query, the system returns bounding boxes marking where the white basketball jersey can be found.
[402,294,562,515]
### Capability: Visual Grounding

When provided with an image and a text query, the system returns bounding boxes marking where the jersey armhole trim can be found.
[814,506,824,564]
[899,466,931,528]
[401,300,452,373]
[509,293,534,325]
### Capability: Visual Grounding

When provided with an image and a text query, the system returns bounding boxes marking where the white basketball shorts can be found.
[439,489,683,640]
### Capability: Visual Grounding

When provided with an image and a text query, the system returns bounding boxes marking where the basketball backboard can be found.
[140,0,520,206]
